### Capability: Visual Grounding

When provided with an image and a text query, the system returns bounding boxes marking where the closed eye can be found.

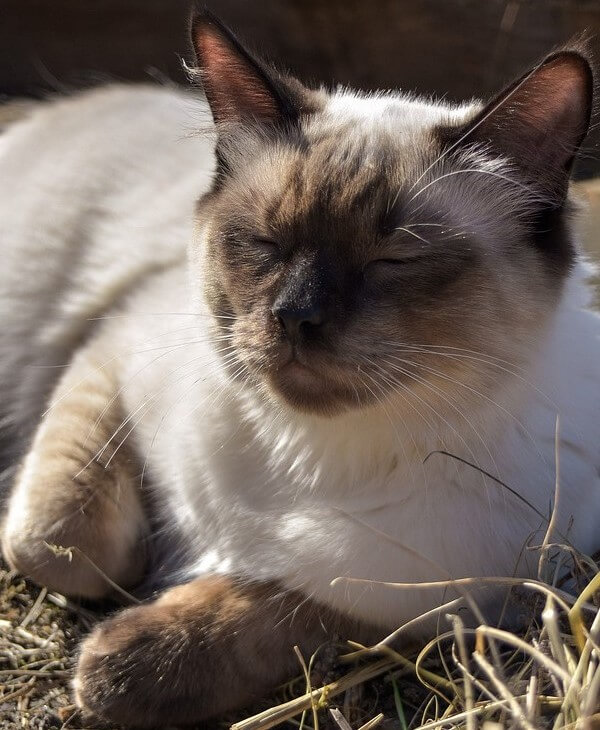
[368,254,429,270]
[374,258,413,266]
[253,237,280,252]
[363,254,434,284]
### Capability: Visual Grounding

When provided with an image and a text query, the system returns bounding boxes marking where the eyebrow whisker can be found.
[394,226,432,245]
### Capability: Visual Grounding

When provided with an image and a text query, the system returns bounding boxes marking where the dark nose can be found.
[271,303,325,339]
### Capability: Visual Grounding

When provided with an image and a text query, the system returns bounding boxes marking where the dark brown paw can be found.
[74,607,166,728]
[73,591,223,728]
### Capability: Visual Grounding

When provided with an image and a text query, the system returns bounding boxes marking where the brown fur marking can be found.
[1,340,148,599]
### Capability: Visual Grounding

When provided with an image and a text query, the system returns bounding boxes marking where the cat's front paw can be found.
[74,606,167,728]
[73,578,246,727]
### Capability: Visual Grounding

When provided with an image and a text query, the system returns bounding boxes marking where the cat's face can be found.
[190,14,593,416]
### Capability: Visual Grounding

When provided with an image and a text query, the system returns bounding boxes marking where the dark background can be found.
[3,0,600,176]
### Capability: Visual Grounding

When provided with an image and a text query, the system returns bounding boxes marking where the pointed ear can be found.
[190,10,304,126]
[453,47,595,204]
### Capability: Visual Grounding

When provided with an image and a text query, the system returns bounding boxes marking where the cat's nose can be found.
[271,303,325,339]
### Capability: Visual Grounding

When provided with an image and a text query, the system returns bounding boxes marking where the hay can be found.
[2,548,600,730]
[0,561,108,730]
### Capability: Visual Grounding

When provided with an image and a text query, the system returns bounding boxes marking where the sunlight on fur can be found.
[1,8,600,730]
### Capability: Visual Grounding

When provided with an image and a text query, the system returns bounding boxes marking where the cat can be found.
[1,9,600,727]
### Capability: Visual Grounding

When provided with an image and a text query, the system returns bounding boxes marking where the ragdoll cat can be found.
[1,10,600,727]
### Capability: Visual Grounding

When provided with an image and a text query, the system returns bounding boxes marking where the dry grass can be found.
[2,545,600,730]
[230,545,600,730]
[0,562,105,729]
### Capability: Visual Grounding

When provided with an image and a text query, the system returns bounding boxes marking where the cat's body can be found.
[1,14,600,727]
[0,84,211,449]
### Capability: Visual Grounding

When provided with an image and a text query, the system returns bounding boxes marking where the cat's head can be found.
[189,12,595,417]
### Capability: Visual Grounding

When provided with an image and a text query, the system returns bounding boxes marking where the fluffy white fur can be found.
[1,85,600,632]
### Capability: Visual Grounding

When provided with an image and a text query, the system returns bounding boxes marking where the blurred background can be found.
[3,0,600,177]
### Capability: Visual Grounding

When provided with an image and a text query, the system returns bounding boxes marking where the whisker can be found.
[75,346,239,477]
[80,336,234,453]
[104,355,241,473]
[408,168,546,206]
[382,341,565,419]
[138,358,250,487]
[360,356,467,502]
[42,325,233,418]
[381,341,529,373]
[403,223,446,229]
[87,312,237,321]
[381,355,500,479]
[368,357,494,506]
[386,353,550,472]
[394,226,432,246]
[101,348,241,469]
[356,362,420,491]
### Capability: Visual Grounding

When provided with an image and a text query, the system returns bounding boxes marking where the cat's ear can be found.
[452,46,595,203]
[190,10,309,127]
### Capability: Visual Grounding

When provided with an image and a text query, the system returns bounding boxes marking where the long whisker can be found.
[101,348,241,470]
[360,356,468,502]
[82,334,234,451]
[402,223,446,229]
[203,371,257,461]
[394,226,432,246]
[368,358,494,510]
[138,358,251,488]
[42,323,233,418]
[356,362,420,492]
[408,168,545,206]
[382,341,565,417]
[54,347,241,527]
[76,346,238,476]
[87,312,237,321]
[381,355,501,480]
[386,353,550,472]
[381,340,531,374]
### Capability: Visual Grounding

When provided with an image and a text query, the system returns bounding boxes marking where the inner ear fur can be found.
[446,42,596,205]
[189,9,318,127]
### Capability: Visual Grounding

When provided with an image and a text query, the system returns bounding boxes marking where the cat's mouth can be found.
[274,354,322,389]
[234,334,375,415]
[262,351,365,415]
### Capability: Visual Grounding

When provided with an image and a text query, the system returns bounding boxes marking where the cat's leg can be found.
[1,341,148,599]
[75,576,367,727]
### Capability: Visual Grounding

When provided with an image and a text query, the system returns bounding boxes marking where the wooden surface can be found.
[576,179,600,261]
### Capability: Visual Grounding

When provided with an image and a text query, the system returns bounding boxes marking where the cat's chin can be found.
[264,361,361,417]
